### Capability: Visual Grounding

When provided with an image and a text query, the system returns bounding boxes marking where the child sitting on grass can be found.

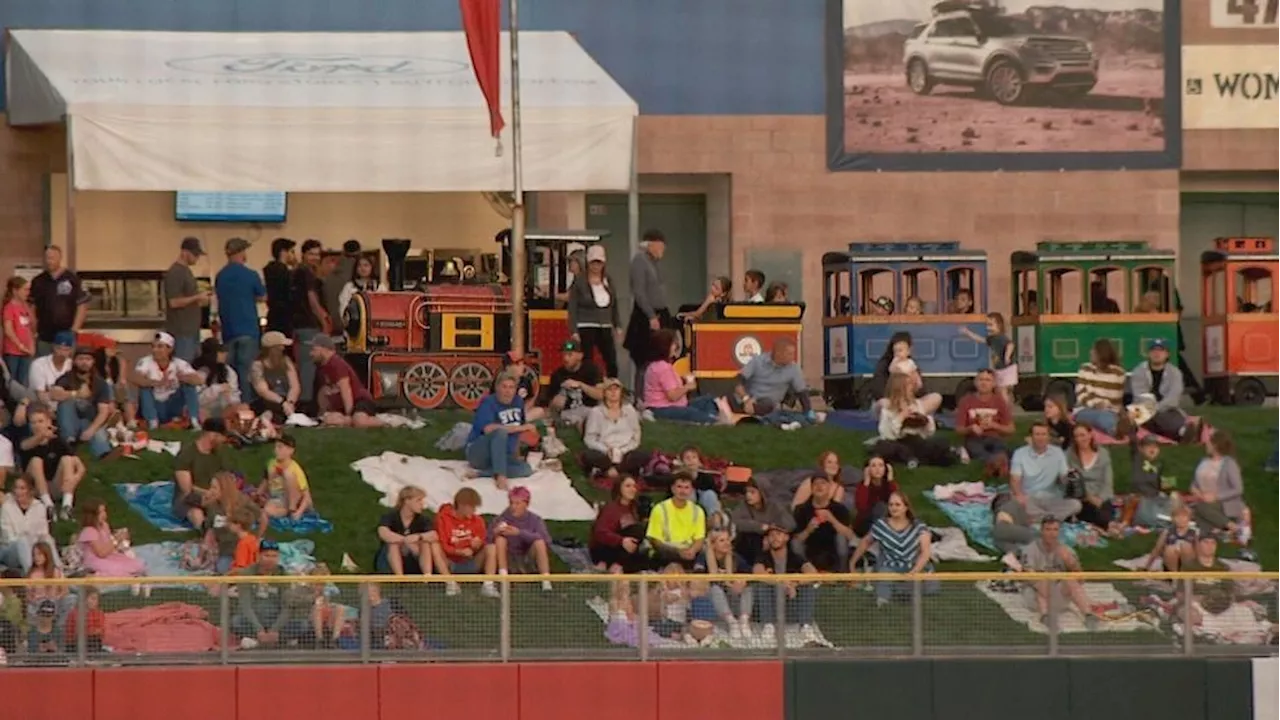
[259,434,313,521]
[63,587,106,653]
[229,506,262,573]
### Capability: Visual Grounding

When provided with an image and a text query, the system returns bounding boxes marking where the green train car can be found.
[1010,241,1178,408]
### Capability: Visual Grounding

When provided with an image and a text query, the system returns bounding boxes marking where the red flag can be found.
[459,0,505,138]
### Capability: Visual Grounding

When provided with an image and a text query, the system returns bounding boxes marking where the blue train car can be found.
[821,242,990,409]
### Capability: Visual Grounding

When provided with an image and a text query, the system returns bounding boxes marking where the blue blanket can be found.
[924,485,1107,551]
[116,481,332,535]
[827,410,955,432]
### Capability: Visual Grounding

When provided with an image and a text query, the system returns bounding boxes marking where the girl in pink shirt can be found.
[642,330,722,424]
[2,276,35,385]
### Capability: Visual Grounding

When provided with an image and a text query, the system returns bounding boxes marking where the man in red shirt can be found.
[955,369,1015,463]
[308,335,383,428]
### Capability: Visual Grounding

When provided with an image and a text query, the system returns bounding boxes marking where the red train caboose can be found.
[344,232,607,410]
[1200,236,1278,405]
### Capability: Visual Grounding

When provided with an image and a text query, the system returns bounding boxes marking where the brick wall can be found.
[636,115,1181,380]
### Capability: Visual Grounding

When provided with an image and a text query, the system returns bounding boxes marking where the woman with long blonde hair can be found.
[877,374,935,441]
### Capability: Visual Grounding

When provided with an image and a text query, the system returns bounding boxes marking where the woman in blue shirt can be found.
[466,372,537,491]
[849,491,937,606]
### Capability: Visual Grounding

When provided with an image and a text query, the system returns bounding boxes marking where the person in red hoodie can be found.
[853,454,899,539]
[431,488,491,597]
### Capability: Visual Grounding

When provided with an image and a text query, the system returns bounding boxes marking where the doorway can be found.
[584,193,709,312]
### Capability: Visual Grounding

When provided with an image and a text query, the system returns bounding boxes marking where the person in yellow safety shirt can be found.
[645,472,707,570]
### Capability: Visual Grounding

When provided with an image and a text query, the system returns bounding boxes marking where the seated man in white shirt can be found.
[27,331,74,408]
[132,332,203,429]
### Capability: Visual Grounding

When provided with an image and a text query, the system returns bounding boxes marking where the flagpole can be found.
[507,0,527,355]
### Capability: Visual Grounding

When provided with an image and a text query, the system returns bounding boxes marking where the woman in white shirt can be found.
[0,476,58,573]
[338,255,385,333]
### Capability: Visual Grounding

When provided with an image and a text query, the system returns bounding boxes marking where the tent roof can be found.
[5,29,638,192]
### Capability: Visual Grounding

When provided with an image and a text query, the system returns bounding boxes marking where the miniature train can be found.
[343,232,599,410]
[820,238,1274,409]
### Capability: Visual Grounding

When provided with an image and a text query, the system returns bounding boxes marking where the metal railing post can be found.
[911,577,924,657]
[775,580,787,660]
[499,576,512,662]
[1047,581,1059,657]
[218,586,231,664]
[75,585,87,665]
[1181,577,1195,656]
[637,578,649,661]
[359,582,372,664]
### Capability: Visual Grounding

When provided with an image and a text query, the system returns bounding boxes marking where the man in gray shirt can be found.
[622,230,669,392]
[164,237,211,363]
[732,338,811,419]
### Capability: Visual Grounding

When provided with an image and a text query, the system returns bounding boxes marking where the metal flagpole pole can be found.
[507,0,527,354]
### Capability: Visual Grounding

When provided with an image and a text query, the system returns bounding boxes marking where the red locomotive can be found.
[344,232,606,410]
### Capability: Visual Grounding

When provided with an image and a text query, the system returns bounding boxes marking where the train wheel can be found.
[520,365,541,400]
[449,362,494,410]
[403,361,448,409]
[1233,377,1266,406]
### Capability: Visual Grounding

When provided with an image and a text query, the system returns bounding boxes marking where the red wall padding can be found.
[94,667,237,720]
[519,662,660,720]
[656,661,785,720]
[380,663,520,718]
[237,665,380,720]
[0,668,94,720]
[9,661,784,719]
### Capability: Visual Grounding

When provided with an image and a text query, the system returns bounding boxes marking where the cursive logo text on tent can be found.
[166,54,468,78]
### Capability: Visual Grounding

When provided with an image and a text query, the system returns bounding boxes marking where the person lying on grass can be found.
[257,434,313,521]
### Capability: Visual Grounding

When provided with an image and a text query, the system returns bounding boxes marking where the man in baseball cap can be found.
[1130,337,1198,443]
[166,237,212,363]
[216,236,266,403]
[308,333,382,427]
[543,338,602,427]
[136,330,202,429]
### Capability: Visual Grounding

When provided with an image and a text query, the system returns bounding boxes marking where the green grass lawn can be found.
[60,406,1278,654]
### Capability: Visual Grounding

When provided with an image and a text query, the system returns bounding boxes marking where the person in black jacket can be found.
[262,238,297,336]
[567,245,622,378]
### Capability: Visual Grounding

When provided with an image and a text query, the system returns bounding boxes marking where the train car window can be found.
[1132,266,1169,312]
[1013,269,1039,316]
[1088,267,1126,313]
[825,268,851,317]
[1234,267,1274,312]
[1045,267,1083,315]
[945,267,983,313]
[1206,268,1227,316]
[858,268,896,314]
[902,268,939,313]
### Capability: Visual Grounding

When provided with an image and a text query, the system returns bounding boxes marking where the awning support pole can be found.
[508,0,528,355]
[64,115,77,263]
[628,119,640,259]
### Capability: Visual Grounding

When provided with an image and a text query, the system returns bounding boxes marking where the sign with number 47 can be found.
[1213,0,1278,27]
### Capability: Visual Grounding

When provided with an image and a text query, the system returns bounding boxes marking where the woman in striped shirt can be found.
[849,491,937,606]
[1073,339,1129,437]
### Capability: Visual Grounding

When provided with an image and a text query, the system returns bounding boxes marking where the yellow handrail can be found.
[1,570,1275,587]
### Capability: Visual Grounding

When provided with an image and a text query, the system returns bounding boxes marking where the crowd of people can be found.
[0,232,1266,655]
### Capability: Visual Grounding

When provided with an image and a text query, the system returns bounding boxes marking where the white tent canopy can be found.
[5,29,638,192]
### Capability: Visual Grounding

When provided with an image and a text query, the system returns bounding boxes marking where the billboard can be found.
[1183,45,1278,129]
[1210,0,1278,27]
[825,0,1182,171]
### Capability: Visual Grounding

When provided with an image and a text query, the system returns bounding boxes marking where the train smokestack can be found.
[382,239,411,291]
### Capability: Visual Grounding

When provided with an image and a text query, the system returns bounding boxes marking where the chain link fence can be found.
[1,571,1275,665]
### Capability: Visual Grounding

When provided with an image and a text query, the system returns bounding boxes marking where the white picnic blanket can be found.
[930,526,995,564]
[976,580,1157,634]
[351,452,596,521]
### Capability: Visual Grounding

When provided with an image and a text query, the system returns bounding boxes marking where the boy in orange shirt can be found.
[229,506,262,572]
[432,487,491,597]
